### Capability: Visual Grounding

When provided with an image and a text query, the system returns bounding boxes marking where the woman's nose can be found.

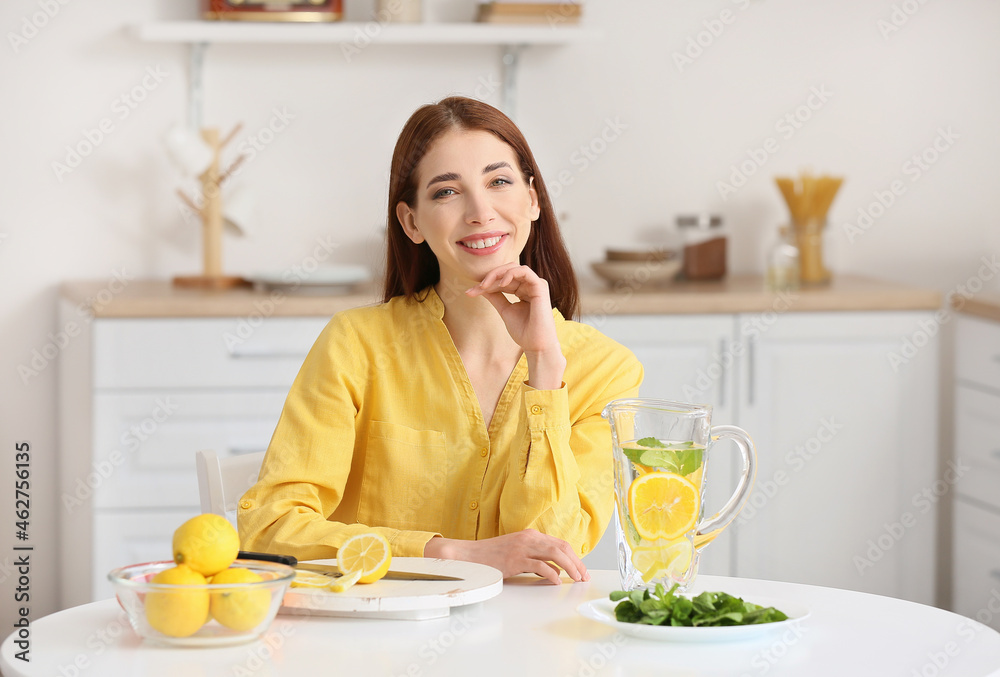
[464,188,496,225]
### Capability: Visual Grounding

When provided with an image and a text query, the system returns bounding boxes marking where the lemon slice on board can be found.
[289,571,335,590]
[338,532,392,584]
[328,568,362,593]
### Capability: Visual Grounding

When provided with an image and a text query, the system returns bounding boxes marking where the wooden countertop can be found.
[953,292,1000,323]
[61,275,943,319]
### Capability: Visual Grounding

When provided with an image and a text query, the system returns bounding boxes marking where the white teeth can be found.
[462,236,502,250]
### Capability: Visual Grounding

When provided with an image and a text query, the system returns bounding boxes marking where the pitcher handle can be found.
[695,424,757,546]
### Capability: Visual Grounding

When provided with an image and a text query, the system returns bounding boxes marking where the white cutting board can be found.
[279,557,503,621]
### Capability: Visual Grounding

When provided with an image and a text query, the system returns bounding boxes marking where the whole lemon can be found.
[210,567,271,632]
[173,514,240,577]
[145,564,210,638]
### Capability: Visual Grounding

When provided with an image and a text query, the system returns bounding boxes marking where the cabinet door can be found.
[734,311,939,604]
[88,391,286,509]
[581,314,737,576]
[952,499,1000,631]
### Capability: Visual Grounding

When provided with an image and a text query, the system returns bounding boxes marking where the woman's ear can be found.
[396,201,424,244]
[528,176,541,221]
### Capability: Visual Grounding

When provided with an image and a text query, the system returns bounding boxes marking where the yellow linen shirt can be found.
[238,286,643,560]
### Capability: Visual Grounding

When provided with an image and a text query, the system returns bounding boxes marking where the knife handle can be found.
[238,550,298,567]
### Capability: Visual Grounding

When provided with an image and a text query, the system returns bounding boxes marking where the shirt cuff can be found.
[522,381,569,430]
[388,529,442,558]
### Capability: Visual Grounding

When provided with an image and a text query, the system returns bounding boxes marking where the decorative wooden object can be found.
[173,125,249,289]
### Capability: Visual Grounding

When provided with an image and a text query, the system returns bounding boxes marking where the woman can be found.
[238,97,642,584]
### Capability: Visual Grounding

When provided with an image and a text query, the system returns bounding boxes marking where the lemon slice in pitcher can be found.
[632,538,694,583]
[627,472,700,541]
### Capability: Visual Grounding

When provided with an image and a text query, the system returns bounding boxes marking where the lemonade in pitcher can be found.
[616,438,706,587]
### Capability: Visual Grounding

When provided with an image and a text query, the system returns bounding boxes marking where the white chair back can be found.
[195,449,265,528]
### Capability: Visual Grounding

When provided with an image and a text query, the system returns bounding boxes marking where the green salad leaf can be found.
[610,584,789,627]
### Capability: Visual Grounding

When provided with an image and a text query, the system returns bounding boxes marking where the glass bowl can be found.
[108,559,295,647]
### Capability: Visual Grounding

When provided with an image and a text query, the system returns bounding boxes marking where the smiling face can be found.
[396,128,541,288]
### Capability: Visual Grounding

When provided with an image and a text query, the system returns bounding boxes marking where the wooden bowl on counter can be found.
[605,248,677,263]
[591,258,682,287]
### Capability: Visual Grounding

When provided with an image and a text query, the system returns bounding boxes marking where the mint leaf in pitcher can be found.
[635,437,666,448]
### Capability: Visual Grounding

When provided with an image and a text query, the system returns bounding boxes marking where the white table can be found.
[3,572,999,676]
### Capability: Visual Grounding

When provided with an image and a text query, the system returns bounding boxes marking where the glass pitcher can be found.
[601,399,757,591]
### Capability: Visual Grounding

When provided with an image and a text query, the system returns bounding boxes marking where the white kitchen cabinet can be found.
[58,303,329,606]
[952,313,1000,623]
[734,312,939,605]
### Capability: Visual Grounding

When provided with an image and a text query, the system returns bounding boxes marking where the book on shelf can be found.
[476,2,582,24]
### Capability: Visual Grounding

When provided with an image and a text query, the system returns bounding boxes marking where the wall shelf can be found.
[130,21,600,122]
[131,21,601,46]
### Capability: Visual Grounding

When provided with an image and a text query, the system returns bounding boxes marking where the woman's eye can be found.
[490,177,513,187]
[432,188,456,199]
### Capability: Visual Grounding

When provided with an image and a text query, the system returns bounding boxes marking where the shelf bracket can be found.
[500,44,525,120]
[188,41,208,129]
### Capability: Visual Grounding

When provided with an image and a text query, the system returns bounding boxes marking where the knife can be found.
[238,551,464,582]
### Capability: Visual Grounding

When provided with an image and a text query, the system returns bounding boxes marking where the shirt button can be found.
[581,544,589,554]
[469,500,479,511]
[480,448,488,457]
[240,499,253,510]
[530,404,543,415]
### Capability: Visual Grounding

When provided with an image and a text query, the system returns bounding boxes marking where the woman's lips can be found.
[457,234,506,256]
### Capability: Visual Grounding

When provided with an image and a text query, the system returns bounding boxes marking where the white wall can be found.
[1,0,998,629]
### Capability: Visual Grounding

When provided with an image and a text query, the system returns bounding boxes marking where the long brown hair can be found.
[382,96,579,320]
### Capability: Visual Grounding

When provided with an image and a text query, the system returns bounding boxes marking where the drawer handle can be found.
[229,447,267,456]
[228,347,305,360]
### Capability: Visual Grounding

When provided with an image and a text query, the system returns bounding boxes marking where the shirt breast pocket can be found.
[357,420,449,533]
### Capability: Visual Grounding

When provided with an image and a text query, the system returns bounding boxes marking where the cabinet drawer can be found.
[956,316,1000,392]
[93,509,199,602]
[952,499,1000,631]
[94,317,330,389]
[90,391,285,508]
[954,386,1000,510]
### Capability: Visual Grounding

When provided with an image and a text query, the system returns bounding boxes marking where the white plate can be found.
[247,265,371,294]
[577,595,810,643]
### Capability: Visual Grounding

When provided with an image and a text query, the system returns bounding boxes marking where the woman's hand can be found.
[423,529,589,585]
[466,263,566,389]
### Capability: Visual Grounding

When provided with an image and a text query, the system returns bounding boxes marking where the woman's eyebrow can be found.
[426,162,513,189]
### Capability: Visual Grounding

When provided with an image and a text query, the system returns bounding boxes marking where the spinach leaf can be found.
[607,584,790,628]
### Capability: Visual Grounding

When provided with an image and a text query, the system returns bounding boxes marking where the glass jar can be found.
[766,226,800,292]
[677,214,726,280]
